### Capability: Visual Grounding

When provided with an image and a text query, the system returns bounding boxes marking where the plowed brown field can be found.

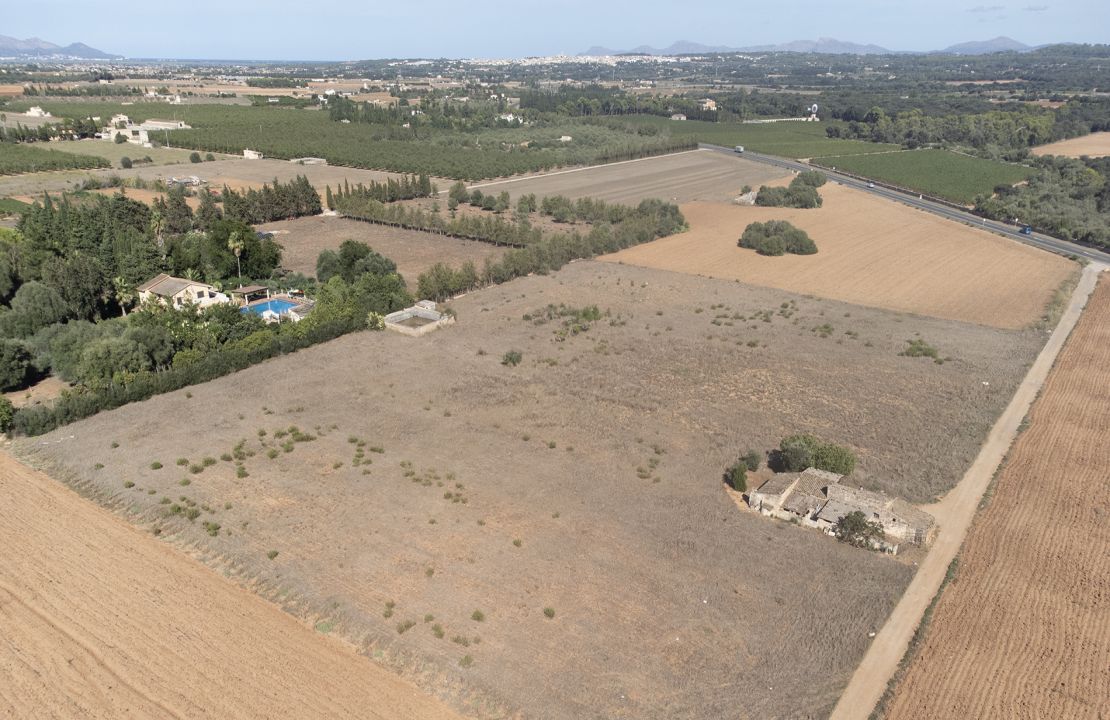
[599,187,1076,329]
[0,452,464,720]
[1031,132,1110,158]
[885,274,1110,720]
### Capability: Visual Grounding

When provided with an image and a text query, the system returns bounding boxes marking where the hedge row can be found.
[11,314,365,437]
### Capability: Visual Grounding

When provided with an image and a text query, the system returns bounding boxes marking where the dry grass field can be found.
[16,260,1046,719]
[884,275,1110,720]
[0,452,465,720]
[600,186,1076,329]
[1031,131,1110,158]
[0,156,418,202]
[49,139,222,167]
[260,215,507,281]
[469,148,790,204]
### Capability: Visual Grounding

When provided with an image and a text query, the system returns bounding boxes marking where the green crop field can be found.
[608,115,899,159]
[812,149,1034,204]
[0,197,30,215]
[0,143,111,175]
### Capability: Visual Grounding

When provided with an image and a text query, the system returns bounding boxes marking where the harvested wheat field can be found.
[16,261,1051,719]
[260,215,506,281]
[884,274,1110,720]
[1031,131,1110,158]
[0,451,464,720]
[469,149,790,204]
[600,186,1076,329]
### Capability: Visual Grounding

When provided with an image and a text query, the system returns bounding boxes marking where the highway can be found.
[699,142,1110,265]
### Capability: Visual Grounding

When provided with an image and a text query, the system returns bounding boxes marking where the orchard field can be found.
[609,115,900,158]
[3,102,694,180]
[0,142,111,175]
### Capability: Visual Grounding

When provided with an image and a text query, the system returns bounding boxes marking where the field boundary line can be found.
[829,261,1105,720]
[458,149,701,191]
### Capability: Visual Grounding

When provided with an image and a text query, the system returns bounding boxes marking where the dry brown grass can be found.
[885,275,1110,719]
[1031,132,1110,158]
[260,215,507,280]
[600,186,1076,329]
[16,260,1047,719]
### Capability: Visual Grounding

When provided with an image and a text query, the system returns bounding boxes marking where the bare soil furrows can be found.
[468,149,790,204]
[16,261,1046,719]
[601,189,1076,329]
[885,275,1110,720]
[0,453,464,720]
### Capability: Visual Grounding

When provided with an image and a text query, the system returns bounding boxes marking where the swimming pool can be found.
[242,299,298,316]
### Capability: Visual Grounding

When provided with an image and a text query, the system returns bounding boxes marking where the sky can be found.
[6,0,1109,60]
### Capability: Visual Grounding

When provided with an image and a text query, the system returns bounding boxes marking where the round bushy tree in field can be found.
[739,220,817,256]
[724,460,747,492]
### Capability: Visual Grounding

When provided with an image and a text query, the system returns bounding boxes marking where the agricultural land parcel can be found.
[17,260,1047,718]
[48,138,229,167]
[1031,131,1110,158]
[0,142,110,175]
[0,156,411,205]
[261,215,507,282]
[610,115,900,159]
[601,184,1076,329]
[885,274,1110,719]
[0,452,464,720]
[812,149,1034,204]
[470,148,790,204]
[3,101,693,180]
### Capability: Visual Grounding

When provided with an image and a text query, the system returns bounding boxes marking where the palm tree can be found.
[228,231,245,286]
[112,276,135,316]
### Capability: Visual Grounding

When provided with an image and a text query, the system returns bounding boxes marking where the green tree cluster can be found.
[776,434,857,475]
[218,175,321,224]
[329,175,434,207]
[739,220,817,256]
[755,172,826,209]
[414,199,685,300]
[834,511,885,549]
[316,240,398,283]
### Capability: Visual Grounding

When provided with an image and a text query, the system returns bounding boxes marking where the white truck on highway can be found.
[734,145,745,153]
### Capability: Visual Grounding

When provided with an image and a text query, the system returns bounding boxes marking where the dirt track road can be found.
[0,452,464,720]
[828,262,1106,720]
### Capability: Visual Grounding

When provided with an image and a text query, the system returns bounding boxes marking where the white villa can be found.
[102,114,191,146]
[137,274,232,310]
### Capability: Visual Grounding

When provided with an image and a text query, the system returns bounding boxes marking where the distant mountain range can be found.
[581,36,1035,57]
[937,36,1032,55]
[0,35,120,59]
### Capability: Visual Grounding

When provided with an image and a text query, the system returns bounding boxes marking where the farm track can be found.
[829,263,1106,720]
[882,270,1110,719]
[0,451,464,720]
